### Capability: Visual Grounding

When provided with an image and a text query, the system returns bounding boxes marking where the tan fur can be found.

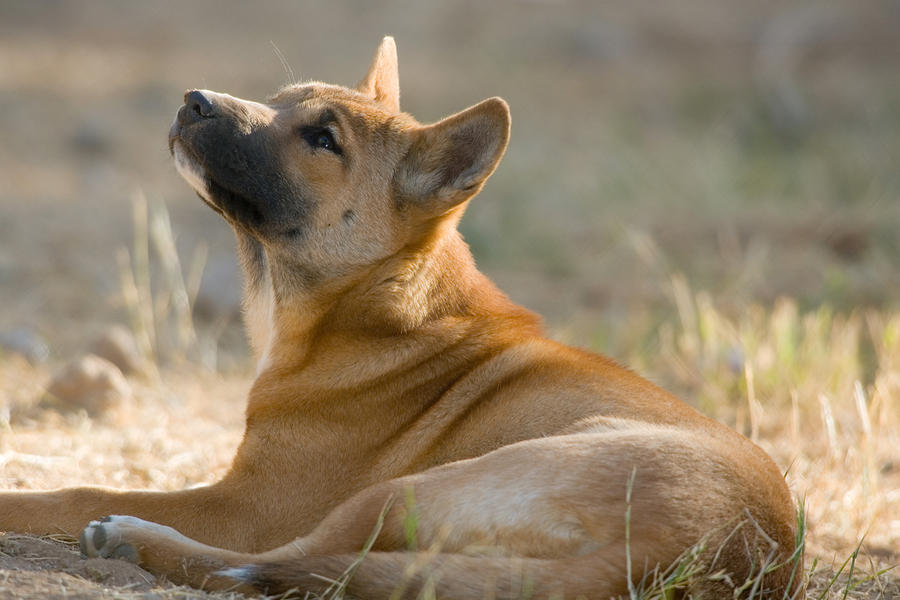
[1,38,801,598]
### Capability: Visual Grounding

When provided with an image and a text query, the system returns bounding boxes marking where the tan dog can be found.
[1,38,801,598]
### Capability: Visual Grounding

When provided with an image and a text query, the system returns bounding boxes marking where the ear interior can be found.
[357,36,400,113]
[395,97,510,214]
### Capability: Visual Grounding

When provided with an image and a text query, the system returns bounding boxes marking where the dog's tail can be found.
[217,544,801,599]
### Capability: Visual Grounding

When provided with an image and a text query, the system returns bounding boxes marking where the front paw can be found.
[79,514,245,590]
[83,514,194,564]
[80,516,141,562]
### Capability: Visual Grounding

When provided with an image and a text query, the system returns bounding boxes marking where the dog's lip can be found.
[171,142,257,225]
[170,135,201,168]
[170,138,222,215]
[169,127,265,229]
[168,122,184,155]
[168,114,197,156]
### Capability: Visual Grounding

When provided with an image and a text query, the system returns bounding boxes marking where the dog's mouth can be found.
[170,139,263,227]
[170,139,222,214]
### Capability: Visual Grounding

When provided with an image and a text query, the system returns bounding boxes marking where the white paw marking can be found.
[80,515,194,563]
[215,565,258,582]
[106,515,191,540]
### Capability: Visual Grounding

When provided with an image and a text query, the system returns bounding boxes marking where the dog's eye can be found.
[315,133,333,150]
[301,127,342,155]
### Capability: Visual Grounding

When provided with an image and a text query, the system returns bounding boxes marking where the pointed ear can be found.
[394,97,510,214]
[357,36,400,113]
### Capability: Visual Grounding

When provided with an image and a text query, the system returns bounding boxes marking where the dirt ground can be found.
[0,534,165,599]
[0,533,258,599]
[0,361,249,598]
[1,1,899,598]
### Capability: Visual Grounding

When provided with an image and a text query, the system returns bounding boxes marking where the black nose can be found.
[184,90,217,120]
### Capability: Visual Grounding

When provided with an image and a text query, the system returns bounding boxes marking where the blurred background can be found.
[1,2,900,581]
[0,0,898,368]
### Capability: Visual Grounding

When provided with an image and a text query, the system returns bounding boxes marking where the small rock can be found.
[88,325,143,375]
[45,354,130,416]
[0,327,50,364]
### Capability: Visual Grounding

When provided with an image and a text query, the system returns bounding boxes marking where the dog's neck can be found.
[233,223,540,378]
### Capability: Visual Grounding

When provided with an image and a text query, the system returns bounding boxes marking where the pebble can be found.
[88,325,143,375]
[44,354,130,416]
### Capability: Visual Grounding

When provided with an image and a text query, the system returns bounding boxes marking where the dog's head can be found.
[169,37,510,282]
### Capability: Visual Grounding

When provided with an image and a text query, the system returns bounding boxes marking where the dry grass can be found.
[0,362,246,494]
[632,295,900,599]
[637,277,900,563]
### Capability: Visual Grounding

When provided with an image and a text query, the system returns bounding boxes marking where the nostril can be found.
[185,90,216,119]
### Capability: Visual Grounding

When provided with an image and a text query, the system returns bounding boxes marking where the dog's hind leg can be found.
[78,431,633,593]
[227,550,621,599]
[80,512,621,597]
[78,498,625,599]
[80,427,798,598]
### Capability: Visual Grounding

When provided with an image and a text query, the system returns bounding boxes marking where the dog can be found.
[0,38,801,598]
